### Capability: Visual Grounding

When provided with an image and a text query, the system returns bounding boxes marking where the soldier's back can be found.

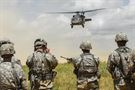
[0,62,24,90]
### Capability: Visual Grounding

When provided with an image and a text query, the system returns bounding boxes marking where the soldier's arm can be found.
[11,56,22,66]
[46,53,58,69]
[107,52,116,75]
[93,55,100,66]
[20,70,28,90]
[129,50,135,72]
[15,64,28,90]
[66,57,77,64]
[51,55,58,69]
[60,56,75,64]
[15,59,24,68]
[72,57,83,68]
[26,55,33,68]
[93,55,101,79]
[60,56,78,66]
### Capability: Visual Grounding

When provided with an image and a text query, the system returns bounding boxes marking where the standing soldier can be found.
[0,40,28,90]
[26,38,58,90]
[107,32,134,90]
[61,41,100,90]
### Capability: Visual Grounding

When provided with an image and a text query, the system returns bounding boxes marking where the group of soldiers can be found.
[0,32,135,90]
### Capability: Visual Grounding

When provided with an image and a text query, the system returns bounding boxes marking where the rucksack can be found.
[115,47,132,76]
[77,53,98,74]
[31,51,51,74]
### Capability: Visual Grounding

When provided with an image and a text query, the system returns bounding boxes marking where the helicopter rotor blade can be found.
[46,8,105,14]
[46,11,78,14]
[83,8,106,13]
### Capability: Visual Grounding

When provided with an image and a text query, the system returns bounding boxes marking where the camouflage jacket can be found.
[26,51,58,74]
[69,53,100,82]
[128,50,135,72]
[0,60,27,90]
[107,46,132,79]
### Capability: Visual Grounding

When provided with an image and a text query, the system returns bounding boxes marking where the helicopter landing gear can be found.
[71,24,73,28]
[82,24,84,28]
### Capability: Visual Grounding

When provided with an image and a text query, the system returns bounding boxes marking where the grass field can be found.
[23,62,114,90]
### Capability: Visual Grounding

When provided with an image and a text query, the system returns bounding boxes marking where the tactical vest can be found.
[78,53,98,75]
[31,51,51,74]
[115,47,132,76]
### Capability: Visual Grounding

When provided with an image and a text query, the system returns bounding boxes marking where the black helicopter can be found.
[48,8,105,28]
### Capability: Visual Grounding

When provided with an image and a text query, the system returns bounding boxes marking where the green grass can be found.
[23,62,114,90]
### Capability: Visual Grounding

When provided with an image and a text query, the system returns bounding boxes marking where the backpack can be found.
[115,47,132,76]
[31,51,51,74]
[77,53,98,75]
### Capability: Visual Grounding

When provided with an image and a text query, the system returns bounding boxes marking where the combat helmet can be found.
[115,32,128,42]
[80,41,92,50]
[34,38,47,47]
[0,38,12,47]
[0,43,15,56]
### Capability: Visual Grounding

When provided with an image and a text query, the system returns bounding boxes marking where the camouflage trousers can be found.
[77,80,99,90]
[113,79,135,90]
[31,80,53,90]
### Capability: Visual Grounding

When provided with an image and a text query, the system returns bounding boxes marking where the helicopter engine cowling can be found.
[85,18,92,22]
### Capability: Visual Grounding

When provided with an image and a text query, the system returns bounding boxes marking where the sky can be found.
[0,0,135,64]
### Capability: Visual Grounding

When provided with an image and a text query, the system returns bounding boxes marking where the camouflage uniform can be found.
[68,41,100,90]
[26,38,58,90]
[107,33,135,90]
[0,41,28,90]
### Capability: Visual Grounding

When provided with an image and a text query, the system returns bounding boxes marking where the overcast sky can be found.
[0,0,135,64]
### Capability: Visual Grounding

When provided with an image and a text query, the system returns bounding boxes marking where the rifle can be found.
[60,56,78,76]
[60,56,72,63]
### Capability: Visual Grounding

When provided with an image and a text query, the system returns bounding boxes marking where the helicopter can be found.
[48,8,105,28]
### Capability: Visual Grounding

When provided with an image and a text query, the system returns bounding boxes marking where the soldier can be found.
[61,41,100,90]
[26,38,58,90]
[107,32,134,90]
[0,40,28,90]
